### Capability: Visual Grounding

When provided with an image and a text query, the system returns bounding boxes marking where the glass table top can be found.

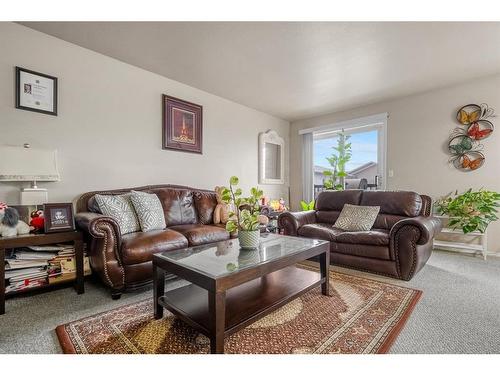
[155,233,327,279]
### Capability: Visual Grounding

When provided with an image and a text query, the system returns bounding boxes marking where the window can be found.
[300,113,387,200]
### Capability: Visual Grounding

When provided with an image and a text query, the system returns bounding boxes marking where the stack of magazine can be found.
[4,243,91,293]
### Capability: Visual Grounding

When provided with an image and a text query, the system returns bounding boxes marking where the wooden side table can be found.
[0,231,84,315]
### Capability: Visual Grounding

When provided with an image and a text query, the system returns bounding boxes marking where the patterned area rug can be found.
[56,267,421,354]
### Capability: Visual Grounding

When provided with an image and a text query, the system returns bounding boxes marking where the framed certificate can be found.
[15,66,58,116]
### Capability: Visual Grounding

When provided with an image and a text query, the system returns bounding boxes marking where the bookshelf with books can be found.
[0,231,86,315]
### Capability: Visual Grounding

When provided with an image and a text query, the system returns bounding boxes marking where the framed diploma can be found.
[15,66,58,116]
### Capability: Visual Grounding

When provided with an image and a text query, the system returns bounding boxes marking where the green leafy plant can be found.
[300,200,315,211]
[220,176,264,233]
[436,189,500,233]
[323,132,352,190]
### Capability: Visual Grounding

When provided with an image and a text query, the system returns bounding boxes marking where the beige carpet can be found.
[56,266,421,354]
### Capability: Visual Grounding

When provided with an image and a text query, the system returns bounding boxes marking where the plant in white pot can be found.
[221,176,263,249]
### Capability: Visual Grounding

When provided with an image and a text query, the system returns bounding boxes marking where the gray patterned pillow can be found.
[333,204,380,232]
[130,190,166,232]
[94,193,140,235]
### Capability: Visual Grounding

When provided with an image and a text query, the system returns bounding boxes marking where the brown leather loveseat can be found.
[278,190,442,280]
[75,185,228,298]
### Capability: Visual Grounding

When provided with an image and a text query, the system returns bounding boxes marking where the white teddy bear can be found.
[0,203,32,237]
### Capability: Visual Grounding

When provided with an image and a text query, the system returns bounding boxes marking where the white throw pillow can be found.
[333,204,380,232]
[130,190,166,232]
[95,193,140,234]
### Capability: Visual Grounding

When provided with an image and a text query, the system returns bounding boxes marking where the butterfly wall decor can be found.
[449,103,495,171]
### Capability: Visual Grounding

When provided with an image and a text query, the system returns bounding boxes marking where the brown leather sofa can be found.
[278,190,442,280]
[75,184,229,299]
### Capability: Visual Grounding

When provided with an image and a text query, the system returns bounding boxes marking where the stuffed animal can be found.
[213,186,230,224]
[30,209,45,232]
[257,214,269,225]
[0,205,32,237]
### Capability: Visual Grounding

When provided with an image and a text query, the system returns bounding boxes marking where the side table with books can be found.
[0,231,88,315]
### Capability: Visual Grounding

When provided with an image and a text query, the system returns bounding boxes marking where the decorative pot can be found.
[238,229,260,249]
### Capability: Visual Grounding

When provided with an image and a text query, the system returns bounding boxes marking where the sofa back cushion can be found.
[316,210,340,224]
[315,190,363,211]
[360,191,422,217]
[193,191,218,224]
[359,191,423,230]
[148,188,198,226]
[314,190,424,229]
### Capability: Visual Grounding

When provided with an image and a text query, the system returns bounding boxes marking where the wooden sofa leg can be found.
[111,290,122,300]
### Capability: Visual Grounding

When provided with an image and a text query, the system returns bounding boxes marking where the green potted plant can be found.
[221,176,263,249]
[435,189,500,233]
[300,200,315,211]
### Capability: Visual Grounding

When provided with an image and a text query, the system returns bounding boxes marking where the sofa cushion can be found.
[120,229,188,265]
[331,242,391,261]
[360,191,422,217]
[315,190,363,211]
[130,190,166,232]
[193,191,218,224]
[333,204,380,231]
[94,193,140,235]
[335,229,390,246]
[169,224,230,246]
[297,223,345,242]
[149,188,198,226]
[298,223,389,247]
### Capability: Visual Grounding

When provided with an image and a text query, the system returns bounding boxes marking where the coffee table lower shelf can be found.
[157,265,322,337]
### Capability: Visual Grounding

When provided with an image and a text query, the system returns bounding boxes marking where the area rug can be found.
[56,267,421,354]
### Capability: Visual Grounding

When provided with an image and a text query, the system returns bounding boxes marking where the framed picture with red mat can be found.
[162,95,203,154]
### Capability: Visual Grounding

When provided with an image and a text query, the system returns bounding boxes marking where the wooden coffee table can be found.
[153,233,330,354]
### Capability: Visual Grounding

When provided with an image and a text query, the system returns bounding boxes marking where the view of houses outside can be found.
[313,130,378,188]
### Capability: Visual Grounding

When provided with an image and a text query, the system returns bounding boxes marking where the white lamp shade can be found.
[0,146,60,182]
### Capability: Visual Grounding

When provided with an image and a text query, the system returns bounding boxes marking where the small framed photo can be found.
[162,95,203,154]
[16,66,58,116]
[43,203,75,233]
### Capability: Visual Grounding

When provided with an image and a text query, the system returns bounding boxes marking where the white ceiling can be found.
[20,22,500,121]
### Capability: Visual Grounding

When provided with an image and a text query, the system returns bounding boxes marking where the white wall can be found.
[0,22,289,206]
[291,74,500,255]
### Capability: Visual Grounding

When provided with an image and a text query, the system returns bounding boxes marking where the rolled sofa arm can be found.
[278,210,317,236]
[389,216,442,280]
[75,212,121,243]
[390,216,442,245]
[75,212,125,290]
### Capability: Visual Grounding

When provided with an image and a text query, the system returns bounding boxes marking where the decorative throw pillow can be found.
[94,193,140,235]
[130,190,166,232]
[333,204,380,232]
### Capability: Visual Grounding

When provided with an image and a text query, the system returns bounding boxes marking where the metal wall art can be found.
[448,103,495,171]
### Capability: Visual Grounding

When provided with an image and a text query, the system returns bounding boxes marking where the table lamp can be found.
[0,144,60,204]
